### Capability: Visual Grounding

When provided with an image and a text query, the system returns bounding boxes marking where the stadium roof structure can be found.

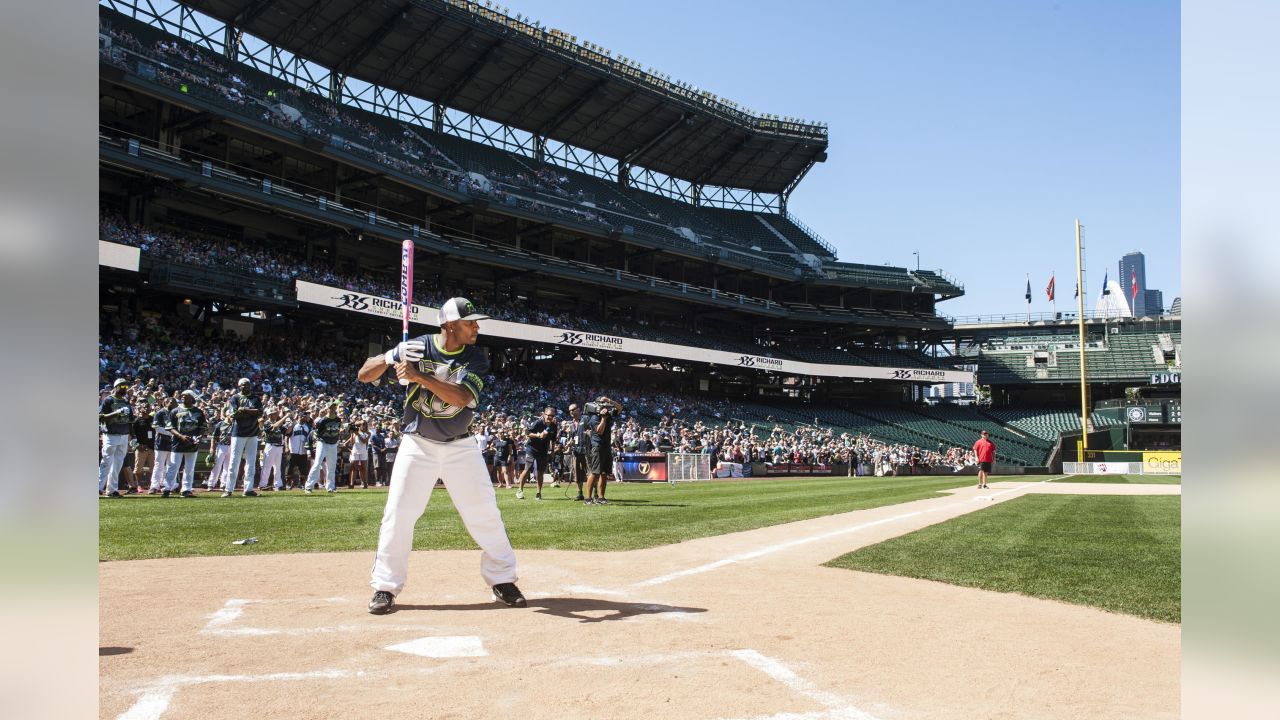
[179,0,829,195]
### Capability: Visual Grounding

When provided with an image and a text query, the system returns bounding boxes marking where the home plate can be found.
[385,636,487,658]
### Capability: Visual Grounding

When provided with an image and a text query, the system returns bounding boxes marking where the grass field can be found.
[1053,474,1181,484]
[826,494,1181,622]
[99,475,982,561]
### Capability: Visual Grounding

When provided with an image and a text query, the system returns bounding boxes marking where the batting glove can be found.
[385,340,426,365]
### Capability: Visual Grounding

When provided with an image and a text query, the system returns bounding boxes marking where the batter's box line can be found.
[115,667,443,720]
[201,597,459,636]
[115,649,884,720]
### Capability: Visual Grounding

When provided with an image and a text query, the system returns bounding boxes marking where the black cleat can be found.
[243,490,258,497]
[106,491,123,498]
[492,582,527,607]
[596,498,609,505]
[575,494,585,501]
[368,590,395,615]
[180,490,194,497]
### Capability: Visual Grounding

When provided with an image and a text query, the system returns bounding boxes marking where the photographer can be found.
[583,396,621,505]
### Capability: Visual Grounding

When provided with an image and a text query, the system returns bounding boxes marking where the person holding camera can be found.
[583,397,620,505]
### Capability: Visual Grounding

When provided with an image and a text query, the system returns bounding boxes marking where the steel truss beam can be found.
[537,77,610,138]
[408,28,479,88]
[233,0,280,29]
[333,2,415,79]
[276,0,341,50]
[374,14,449,87]
[436,39,505,108]
[622,113,689,167]
[474,53,540,116]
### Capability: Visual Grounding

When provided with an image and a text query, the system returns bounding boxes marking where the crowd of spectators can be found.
[100,306,976,494]
[101,212,594,330]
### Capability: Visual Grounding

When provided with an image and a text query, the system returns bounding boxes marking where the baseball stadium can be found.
[97,1,1180,718]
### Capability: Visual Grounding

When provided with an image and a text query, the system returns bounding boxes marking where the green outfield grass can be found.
[1052,474,1181,484]
[826,494,1181,622]
[99,474,982,561]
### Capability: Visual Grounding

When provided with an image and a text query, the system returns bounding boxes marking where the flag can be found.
[1025,278,1031,303]
[1074,282,1079,299]
[1130,270,1138,304]
[1101,270,1110,295]
[1046,275,1055,301]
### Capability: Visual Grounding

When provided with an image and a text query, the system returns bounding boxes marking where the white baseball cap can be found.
[439,297,488,323]
[238,377,251,386]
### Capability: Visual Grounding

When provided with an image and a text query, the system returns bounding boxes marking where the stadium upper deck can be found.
[145,0,828,196]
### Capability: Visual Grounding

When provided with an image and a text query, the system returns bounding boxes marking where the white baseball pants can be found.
[370,434,517,596]
[209,445,230,489]
[258,444,284,489]
[306,442,339,491]
[150,449,170,491]
[165,451,198,493]
[222,435,259,493]
[98,433,129,493]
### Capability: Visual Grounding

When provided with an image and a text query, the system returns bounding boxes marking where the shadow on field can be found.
[100,646,133,656]
[397,597,707,623]
[590,499,689,507]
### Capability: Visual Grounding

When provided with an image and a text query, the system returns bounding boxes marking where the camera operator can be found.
[583,397,621,505]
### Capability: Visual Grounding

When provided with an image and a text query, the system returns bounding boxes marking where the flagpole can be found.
[1051,270,1057,318]
[1075,219,1088,460]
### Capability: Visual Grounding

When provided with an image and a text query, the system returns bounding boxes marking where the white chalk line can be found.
[116,669,357,720]
[633,477,1061,588]
[728,649,882,720]
[201,597,457,636]
[116,648,876,720]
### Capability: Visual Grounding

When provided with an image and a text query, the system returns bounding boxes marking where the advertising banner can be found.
[296,280,975,383]
[99,240,140,272]
[1142,451,1181,475]
[764,463,833,476]
[1091,462,1132,475]
[616,452,667,482]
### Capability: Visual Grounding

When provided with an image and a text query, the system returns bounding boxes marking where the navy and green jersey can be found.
[261,419,285,445]
[214,420,233,446]
[153,407,172,452]
[228,392,263,437]
[170,406,208,453]
[99,395,133,435]
[400,334,488,442]
[314,416,344,445]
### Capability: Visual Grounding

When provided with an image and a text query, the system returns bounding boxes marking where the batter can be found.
[358,297,525,614]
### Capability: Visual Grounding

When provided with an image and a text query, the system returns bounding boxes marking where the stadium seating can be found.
[976,329,1181,384]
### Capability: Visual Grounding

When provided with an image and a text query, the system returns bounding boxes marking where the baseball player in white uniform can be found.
[98,378,133,497]
[358,297,525,614]
[221,378,263,497]
[257,406,287,490]
[208,411,232,490]
[164,390,209,497]
[149,396,176,493]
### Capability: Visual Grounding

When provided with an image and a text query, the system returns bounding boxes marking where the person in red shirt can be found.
[972,430,996,489]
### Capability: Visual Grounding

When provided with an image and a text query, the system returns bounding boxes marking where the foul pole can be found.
[1075,219,1088,460]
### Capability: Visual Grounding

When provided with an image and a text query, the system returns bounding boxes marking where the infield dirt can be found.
[100,480,1179,720]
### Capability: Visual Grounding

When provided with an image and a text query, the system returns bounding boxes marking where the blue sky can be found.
[512,0,1179,317]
